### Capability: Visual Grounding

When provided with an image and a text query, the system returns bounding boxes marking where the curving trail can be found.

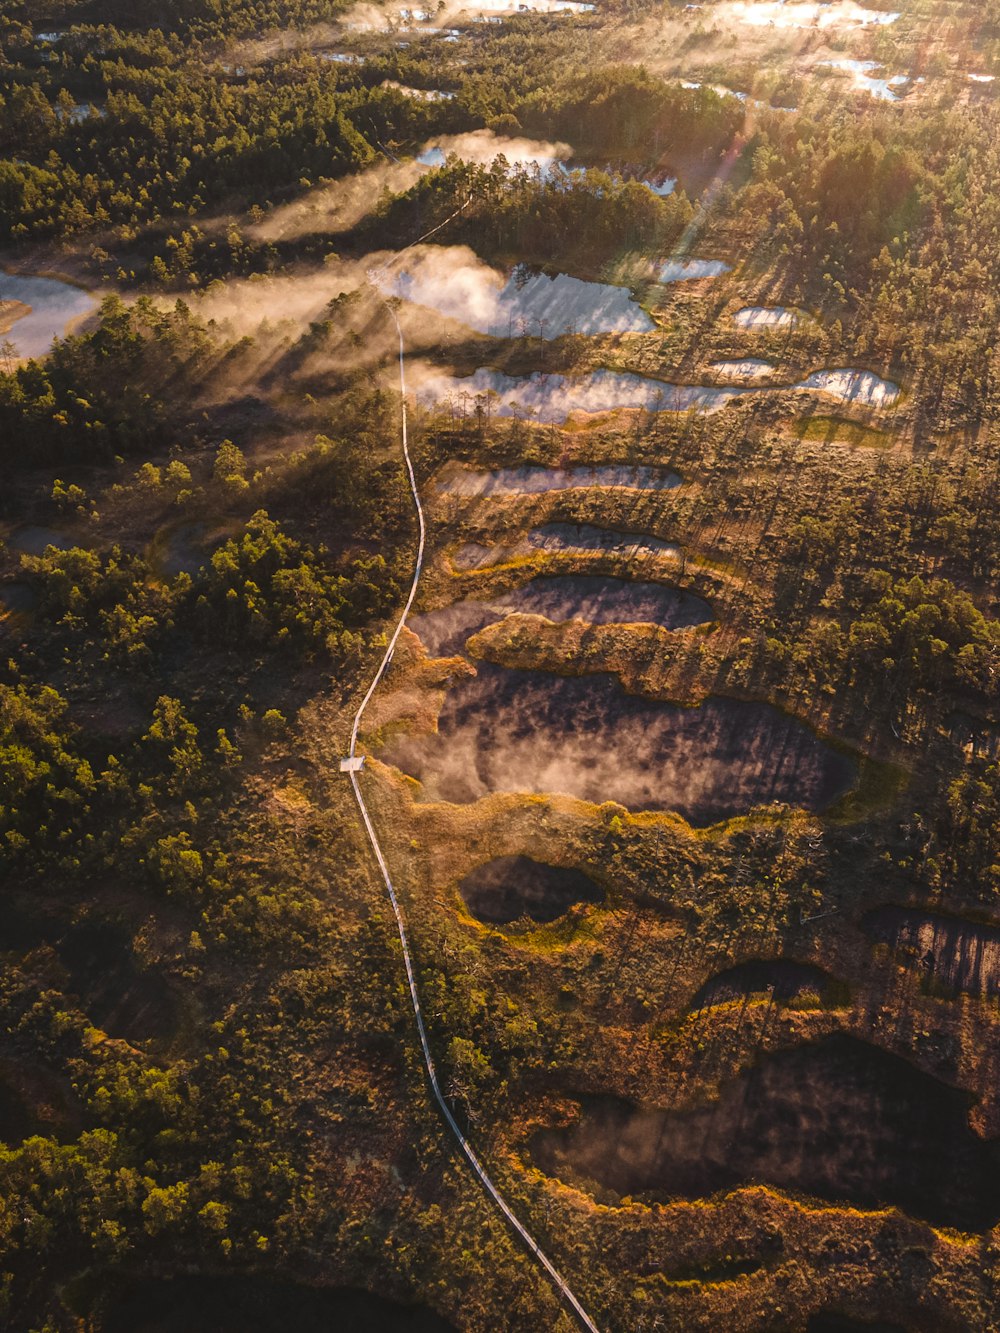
[344,302,601,1333]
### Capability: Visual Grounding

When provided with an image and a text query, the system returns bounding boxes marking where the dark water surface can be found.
[452,523,682,570]
[864,906,1000,998]
[100,1276,456,1333]
[530,1034,1000,1230]
[59,920,179,1044]
[433,462,681,496]
[691,959,840,1009]
[459,854,603,922]
[380,665,855,823]
[410,574,713,657]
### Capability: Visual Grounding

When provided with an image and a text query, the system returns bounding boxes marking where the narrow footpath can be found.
[344,302,602,1333]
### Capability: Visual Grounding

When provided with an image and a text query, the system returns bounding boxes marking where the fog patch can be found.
[177,261,360,332]
[718,1,900,30]
[164,256,446,384]
[413,363,899,421]
[377,664,855,822]
[379,252,655,337]
[420,129,570,171]
[151,259,417,401]
[254,162,426,241]
[256,131,569,241]
[410,600,507,655]
[413,366,738,420]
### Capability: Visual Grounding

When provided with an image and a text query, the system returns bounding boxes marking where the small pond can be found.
[864,906,1000,999]
[0,1074,41,1147]
[659,258,731,282]
[382,81,456,101]
[420,368,738,419]
[460,0,594,11]
[410,573,713,656]
[432,462,681,496]
[808,1316,906,1333]
[529,1034,998,1230]
[384,265,654,338]
[420,365,899,421]
[680,79,748,101]
[819,58,909,100]
[691,959,841,1009]
[57,101,106,124]
[459,855,603,922]
[0,270,97,359]
[0,1053,77,1147]
[946,710,1000,760]
[157,521,228,577]
[59,919,179,1045]
[0,582,37,616]
[451,524,683,569]
[734,305,803,328]
[723,2,899,30]
[709,358,776,380]
[800,368,899,407]
[99,1276,456,1333]
[378,664,855,823]
[8,524,75,556]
